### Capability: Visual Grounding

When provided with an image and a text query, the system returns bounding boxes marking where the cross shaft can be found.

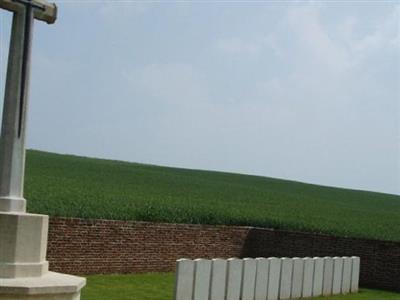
[0,0,56,212]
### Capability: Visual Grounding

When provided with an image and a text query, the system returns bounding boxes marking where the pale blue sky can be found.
[1,1,399,195]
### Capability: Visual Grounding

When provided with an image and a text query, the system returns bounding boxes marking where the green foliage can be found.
[81,273,400,300]
[25,150,400,241]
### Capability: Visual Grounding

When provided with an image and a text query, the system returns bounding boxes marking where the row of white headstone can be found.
[174,256,360,300]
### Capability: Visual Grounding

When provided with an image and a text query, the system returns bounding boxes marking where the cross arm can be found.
[0,0,57,24]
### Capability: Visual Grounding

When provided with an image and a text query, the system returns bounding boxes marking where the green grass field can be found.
[25,150,400,241]
[81,273,400,300]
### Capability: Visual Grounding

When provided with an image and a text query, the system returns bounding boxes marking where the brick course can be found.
[242,228,400,292]
[47,217,400,292]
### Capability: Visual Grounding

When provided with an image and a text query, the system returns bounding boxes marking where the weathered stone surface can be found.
[291,257,303,299]
[267,258,280,300]
[0,0,57,24]
[0,271,85,300]
[0,3,85,300]
[0,214,86,299]
[279,258,293,300]
[312,257,324,297]
[173,256,360,300]
[210,259,227,300]
[0,293,80,300]
[241,258,256,300]
[302,257,314,298]
[351,257,360,293]
[0,0,29,214]
[193,259,211,300]
[322,257,334,296]
[0,213,48,278]
[174,259,194,300]
[332,257,343,295]
[226,258,242,300]
[341,257,352,294]
[254,258,269,300]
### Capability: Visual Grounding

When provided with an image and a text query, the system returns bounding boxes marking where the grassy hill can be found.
[25,150,400,241]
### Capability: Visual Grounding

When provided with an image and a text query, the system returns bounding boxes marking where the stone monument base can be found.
[0,272,86,300]
[0,212,86,300]
[0,212,49,278]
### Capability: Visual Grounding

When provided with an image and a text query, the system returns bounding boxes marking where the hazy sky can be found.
[0,1,399,195]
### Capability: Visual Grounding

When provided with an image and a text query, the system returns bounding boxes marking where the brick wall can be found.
[242,228,400,292]
[47,217,400,292]
[47,218,250,274]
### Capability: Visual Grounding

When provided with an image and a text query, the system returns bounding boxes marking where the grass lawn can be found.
[81,273,400,300]
[25,150,400,241]
[82,273,175,300]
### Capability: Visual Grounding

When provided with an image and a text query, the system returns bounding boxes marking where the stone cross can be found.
[0,0,56,212]
[0,2,86,299]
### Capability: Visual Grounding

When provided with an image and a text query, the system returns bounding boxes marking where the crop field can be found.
[81,273,400,300]
[25,150,400,241]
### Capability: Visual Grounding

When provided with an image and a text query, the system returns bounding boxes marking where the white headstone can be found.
[267,257,281,300]
[332,257,344,295]
[210,259,227,300]
[322,257,334,296]
[193,259,212,300]
[255,258,269,300]
[241,258,257,300]
[291,257,304,299]
[175,259,195,300]
[279,258,293,300]
[226,258,243,300]
[312,257,324,297]
[341,256,352,294]
[302,257,314,298]
[350,256,360,293]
